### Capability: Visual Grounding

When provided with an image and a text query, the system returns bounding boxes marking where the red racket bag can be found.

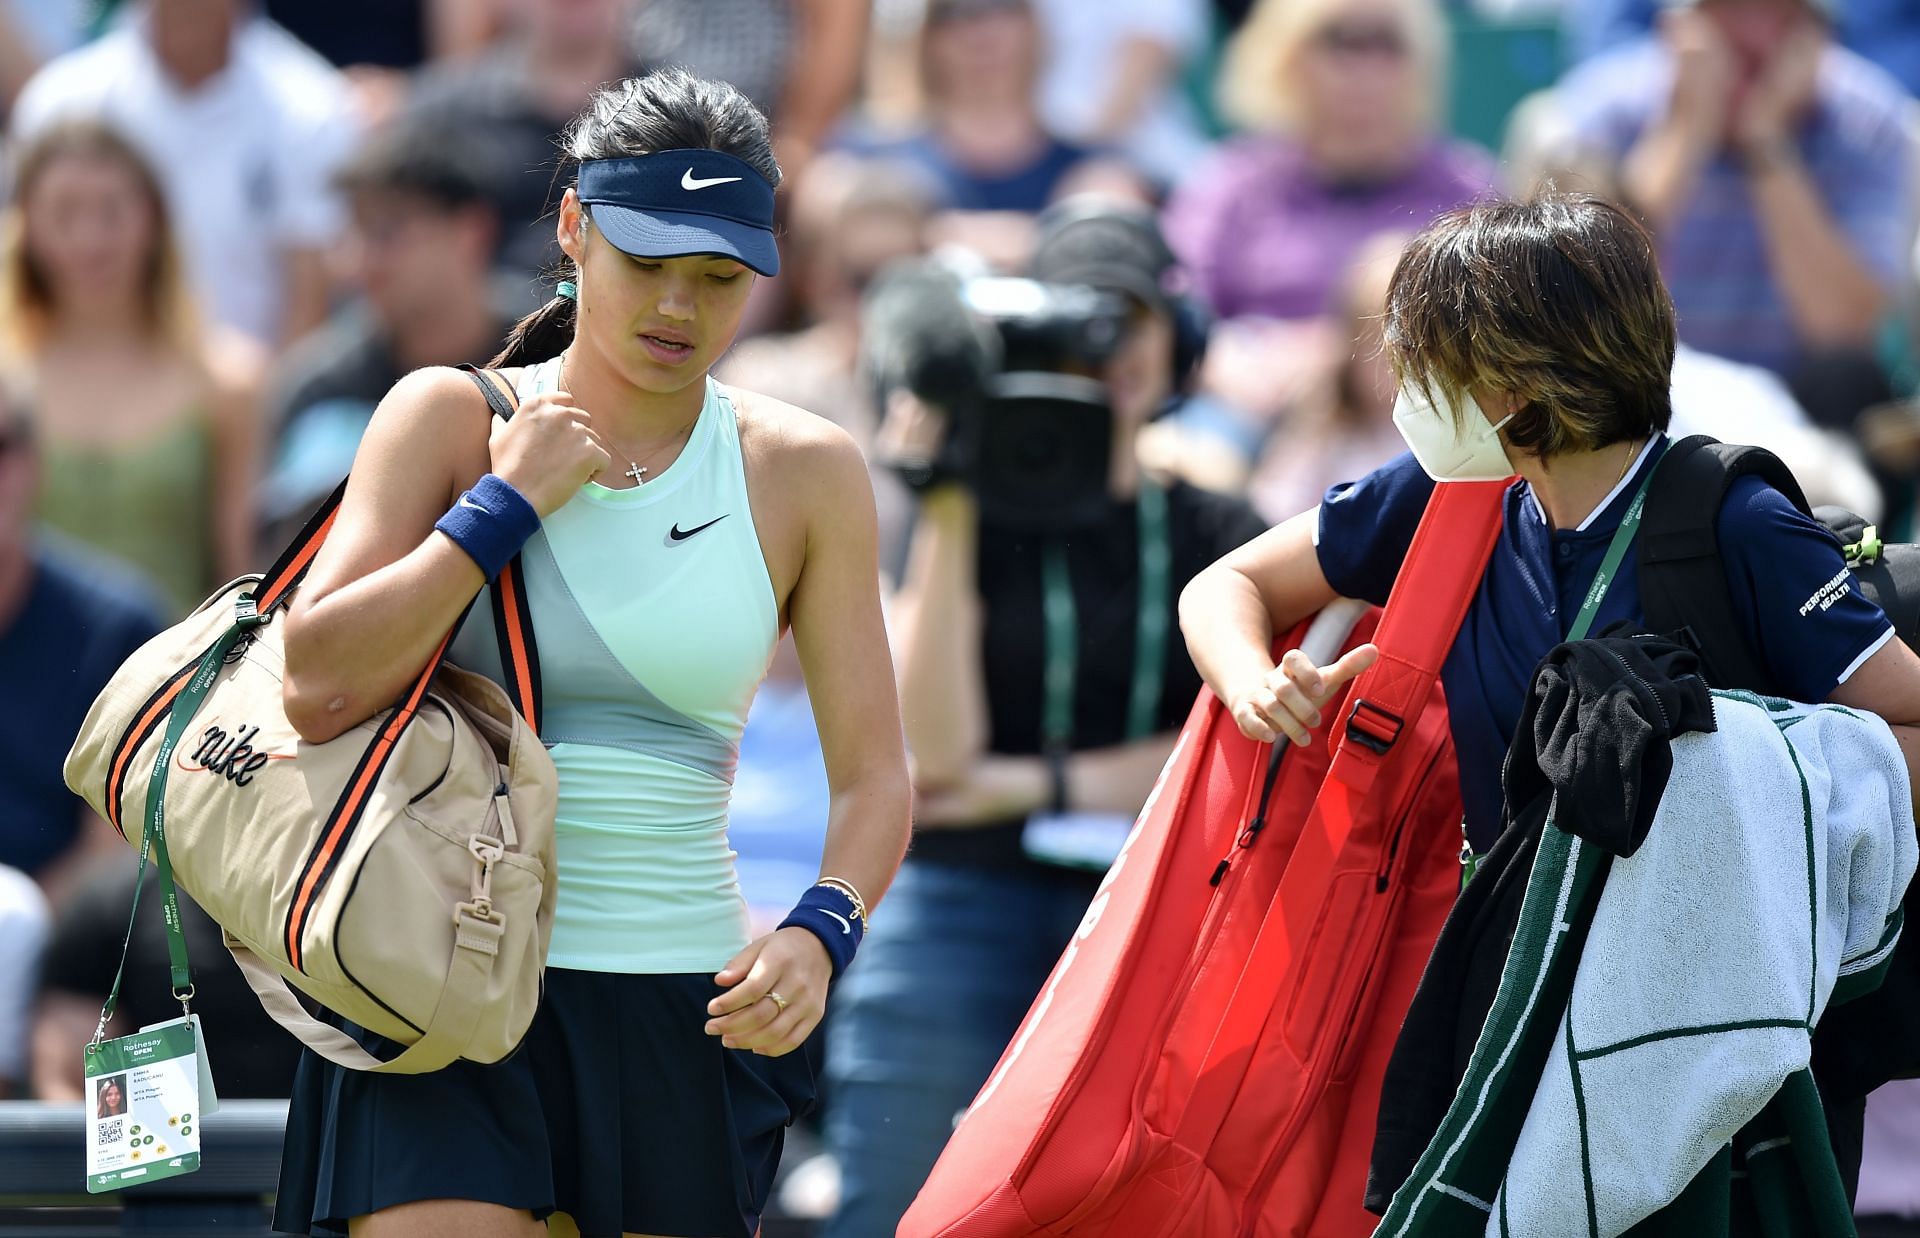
[900,480,1506,1238]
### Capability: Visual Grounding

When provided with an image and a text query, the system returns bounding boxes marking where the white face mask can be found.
[1390,385,1516,482]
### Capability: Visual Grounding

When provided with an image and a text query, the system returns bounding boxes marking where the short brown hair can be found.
[1383,193,1675,458]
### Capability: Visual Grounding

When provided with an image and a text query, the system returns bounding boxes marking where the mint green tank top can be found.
[449,358,780,972]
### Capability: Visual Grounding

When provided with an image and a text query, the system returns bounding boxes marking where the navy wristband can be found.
[435,473,540,580]
[779,884,866,980]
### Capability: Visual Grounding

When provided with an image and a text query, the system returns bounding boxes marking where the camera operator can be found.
[822,199,1269,1236]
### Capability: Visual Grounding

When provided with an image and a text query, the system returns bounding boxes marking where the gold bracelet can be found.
[816,876,869,922]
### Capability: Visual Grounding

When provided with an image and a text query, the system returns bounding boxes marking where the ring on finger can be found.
[767,991,790,1013]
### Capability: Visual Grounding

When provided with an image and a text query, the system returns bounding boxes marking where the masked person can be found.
[823,199,1268,1236]
[1179,191,1920,1199]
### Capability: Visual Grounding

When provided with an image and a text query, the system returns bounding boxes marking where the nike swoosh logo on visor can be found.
[668,516,728,543]
[682,170,743,191]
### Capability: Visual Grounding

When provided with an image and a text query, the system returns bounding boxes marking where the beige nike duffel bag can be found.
[63,366,557,1074]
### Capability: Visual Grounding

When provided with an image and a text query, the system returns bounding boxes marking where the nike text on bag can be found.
[901,481,1507,1238]
[63,367,558,1074]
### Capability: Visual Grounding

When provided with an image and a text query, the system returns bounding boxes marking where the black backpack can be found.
[1639,434,1920,1099]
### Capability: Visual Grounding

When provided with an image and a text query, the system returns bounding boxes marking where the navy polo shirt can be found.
[1316,438,1894,850]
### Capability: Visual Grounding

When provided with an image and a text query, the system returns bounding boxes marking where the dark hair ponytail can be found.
[488,68,780,369]
[489,293,576,368]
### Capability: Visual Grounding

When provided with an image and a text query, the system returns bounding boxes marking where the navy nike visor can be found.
[576,148,780,277]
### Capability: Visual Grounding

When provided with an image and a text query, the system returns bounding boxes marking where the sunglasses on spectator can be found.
[1315,23,1409,57]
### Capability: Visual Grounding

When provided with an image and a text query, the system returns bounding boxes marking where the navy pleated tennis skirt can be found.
[272,967,817,1238]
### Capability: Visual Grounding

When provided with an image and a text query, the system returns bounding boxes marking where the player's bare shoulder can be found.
[355,366,508,495]
[724,383,871,508]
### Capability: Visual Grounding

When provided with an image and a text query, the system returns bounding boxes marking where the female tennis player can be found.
[272,69,911,1238]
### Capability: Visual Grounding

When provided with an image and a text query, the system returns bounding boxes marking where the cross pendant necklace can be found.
[626,462,647,485]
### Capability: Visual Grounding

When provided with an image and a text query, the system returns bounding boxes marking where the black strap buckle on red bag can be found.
[1344,698,1404,756]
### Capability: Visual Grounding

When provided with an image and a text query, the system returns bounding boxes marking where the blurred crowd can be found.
[1,0,1918,1232]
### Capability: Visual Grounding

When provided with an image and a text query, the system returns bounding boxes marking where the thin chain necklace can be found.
[559,352,699,487]
[1615,437,1645,485]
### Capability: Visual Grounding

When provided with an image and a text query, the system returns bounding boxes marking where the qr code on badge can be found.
[96,1118,123,1146]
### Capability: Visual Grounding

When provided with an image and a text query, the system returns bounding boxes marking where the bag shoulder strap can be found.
[253,364,543,733]
[225,926,501,1074]
[458,364,544,732]
[1332,478,1509,792]
[457,362,518,422]
[1637,434,1808,693]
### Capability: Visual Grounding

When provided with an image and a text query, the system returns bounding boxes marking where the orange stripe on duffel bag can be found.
[104,663,198,837]
[282,632,450,971]
[497,566,538,727]
[258,506,340,612]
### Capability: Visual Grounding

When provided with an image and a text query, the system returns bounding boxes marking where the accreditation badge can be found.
[1022,811,1135,872]
[82,1014,212,1193]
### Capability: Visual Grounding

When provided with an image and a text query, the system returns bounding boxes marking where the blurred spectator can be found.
[0,385,164,893]
[1859,1079,1920,1236]
[0,0,89,69]
[1668,341,1885,516]
[1163,0,1493,323]
[264,0,452,69]
[847,0,1125,271]
[10,0,361,349]
[258,119,511,556]
[1526,0,1913,379]
[0,119,264,616]
[1028,0,1213,184]
[0,2,80,114]
[825,202,1266,1235]
[1244,232,1408,520]
[263,0,484,129]
[0,863,49,1097]
[631,0,868,178]
[408,0,649,290]
[31,854,302,1100]
[719,153,931,576]
[1568,0,1920,100]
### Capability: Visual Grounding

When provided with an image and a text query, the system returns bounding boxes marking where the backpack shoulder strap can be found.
[1637,434,1809,693]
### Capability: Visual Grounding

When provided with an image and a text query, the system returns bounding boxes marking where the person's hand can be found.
[874,389,949,476]
[914,754,1050,828]
[488,385,613,518]
[1658,6,1738,146]
[1228,644,1380,746]
[706,927,833,1057]
[1737,26,1824,157]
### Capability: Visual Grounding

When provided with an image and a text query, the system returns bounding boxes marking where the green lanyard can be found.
[1461,463,1656,887]
[94,598,264,1044]
[1040,480,1172,753]
[1564,462,1654,643]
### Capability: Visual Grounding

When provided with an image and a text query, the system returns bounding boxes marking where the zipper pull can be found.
[1208,858,1231,887]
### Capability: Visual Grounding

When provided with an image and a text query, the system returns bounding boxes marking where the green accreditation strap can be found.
[1040,480,1172,752]
[1565,462,1655,643]
[94,597,263,1043]
[1461,462,1656,889]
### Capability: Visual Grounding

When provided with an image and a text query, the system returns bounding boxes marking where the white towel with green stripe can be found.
[1376,692,1915,1238]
